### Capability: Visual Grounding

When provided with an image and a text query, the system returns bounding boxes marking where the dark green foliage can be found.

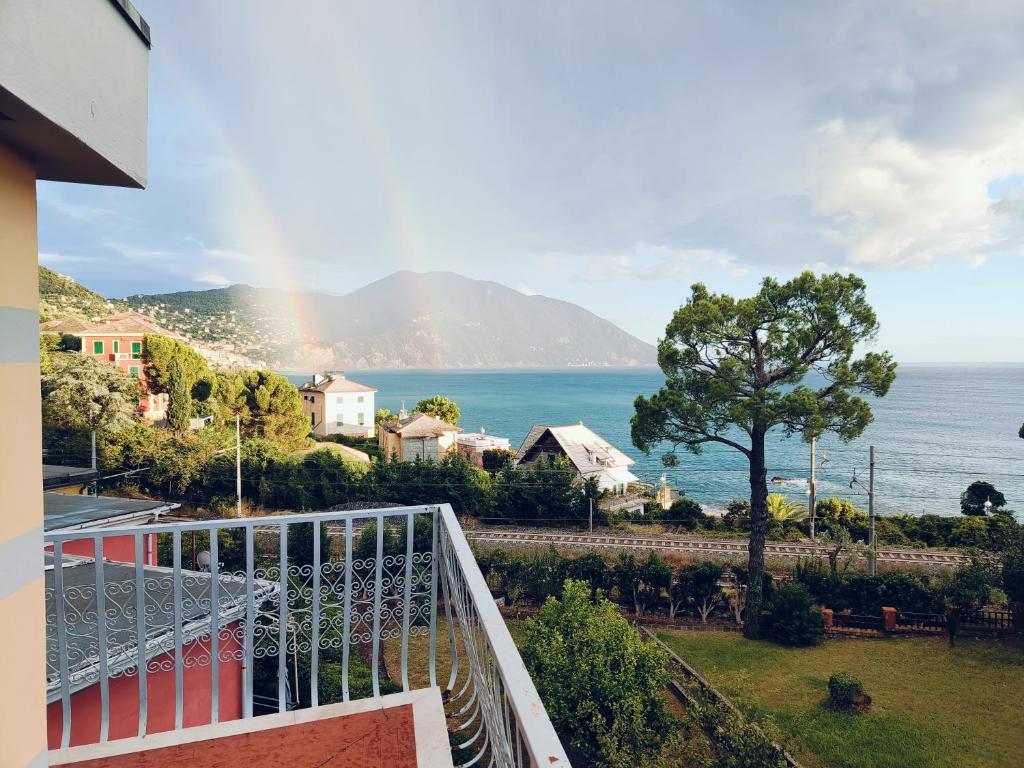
[166,355,192,431]
[492,455,585,525]
[678,561,727,622]
[481,447,516,473]
[960,480,1007,516]
[939,560,994,646]
[38,265,122,321]
[681,700,788,768]
[769,583,824,646]
[564,552,610,601]
[142,334,211,394]
[522,580,673,768]
[1003,539,1024,605]
[613,551,671,617]
[670,497,713,530]
[815,497,869,539]
[414,395,460,425]
[828,672,871,712]
[42,351,142,434]
[632,273,896,639]
[288,521,331,568]
[723,499,752,531]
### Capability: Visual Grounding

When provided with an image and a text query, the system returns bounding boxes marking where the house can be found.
[454,428,511,468]
[379,412,460,462]
[515,422,640,494]
[299,372,377,438]
[44,492,177,565]
[42,311,178,421]
[45,553,277,748]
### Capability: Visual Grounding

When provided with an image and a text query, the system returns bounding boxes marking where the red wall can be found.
[56,533,157,566]
[47,623,244,749]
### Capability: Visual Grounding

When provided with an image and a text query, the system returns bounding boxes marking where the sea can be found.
[285,365,1024,518]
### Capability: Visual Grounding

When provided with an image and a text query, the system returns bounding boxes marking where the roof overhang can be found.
[0,0,149,187]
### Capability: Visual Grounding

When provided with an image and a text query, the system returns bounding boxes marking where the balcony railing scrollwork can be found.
[44,504,569,767]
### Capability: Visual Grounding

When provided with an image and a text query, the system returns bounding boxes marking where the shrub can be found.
[670,497,712,530]
[682,700,787,768]
[768,583,824,646]
[522,580,674,768]
[828,672,871,712]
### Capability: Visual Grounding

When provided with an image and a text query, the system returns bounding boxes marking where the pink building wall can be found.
[53,533,158,566]
[47,622,244,749]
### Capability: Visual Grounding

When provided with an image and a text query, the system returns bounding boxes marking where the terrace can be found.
[44,504,569,767]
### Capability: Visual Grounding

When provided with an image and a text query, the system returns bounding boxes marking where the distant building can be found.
[42,311,177,421]
[299,372,377,438]
[515,422,639,495]
[379,412,460,462]
[455,429,511,468]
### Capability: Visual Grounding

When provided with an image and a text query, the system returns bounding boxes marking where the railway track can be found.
[464,529,971,567]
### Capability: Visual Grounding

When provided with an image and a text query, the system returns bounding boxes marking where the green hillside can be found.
[38,266,123,322]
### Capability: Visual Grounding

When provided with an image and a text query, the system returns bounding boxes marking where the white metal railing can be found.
[44,504,569,767]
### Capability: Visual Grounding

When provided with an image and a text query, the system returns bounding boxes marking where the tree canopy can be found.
[414,395,460,425]
[521,580,673,768]
[42,352,142,434]
[142,334,213,398]
[216,369,311,450]
[960,480,1008,516]
[632,272,895,637]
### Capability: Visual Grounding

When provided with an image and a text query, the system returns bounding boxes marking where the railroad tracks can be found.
[464,529,970,567]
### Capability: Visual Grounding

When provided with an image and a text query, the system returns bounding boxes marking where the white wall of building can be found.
[323,391,374,437]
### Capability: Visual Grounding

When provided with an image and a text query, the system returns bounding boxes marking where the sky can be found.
[37,1,1024,362]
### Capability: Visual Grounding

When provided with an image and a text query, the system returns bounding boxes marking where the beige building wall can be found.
[0,142,48,767]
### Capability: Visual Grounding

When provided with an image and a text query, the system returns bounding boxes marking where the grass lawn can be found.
[656,630,1024,768]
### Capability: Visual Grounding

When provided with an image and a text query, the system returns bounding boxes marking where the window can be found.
[357,395,364,403]
[113,340,120,354]
[357,412,365,426]
[129,366,140,378]
[336,395,344,405]
[92,340,104,354]
[336,418,344,427]
[131,341,142,359]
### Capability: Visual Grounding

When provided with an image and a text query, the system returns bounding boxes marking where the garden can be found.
[656,630,1024,768]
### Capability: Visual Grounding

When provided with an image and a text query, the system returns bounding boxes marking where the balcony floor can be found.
[50,688,453,768]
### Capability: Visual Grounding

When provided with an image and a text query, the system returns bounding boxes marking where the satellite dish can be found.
[197,550,212,570]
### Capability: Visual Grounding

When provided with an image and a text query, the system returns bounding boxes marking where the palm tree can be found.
[766,493,808,525]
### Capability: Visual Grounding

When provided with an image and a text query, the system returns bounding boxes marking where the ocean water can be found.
[286,365,1024,517]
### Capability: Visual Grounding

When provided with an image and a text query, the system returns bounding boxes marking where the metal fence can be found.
[44,504,569,767]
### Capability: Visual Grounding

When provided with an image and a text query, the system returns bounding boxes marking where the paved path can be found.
[465,529,970,567]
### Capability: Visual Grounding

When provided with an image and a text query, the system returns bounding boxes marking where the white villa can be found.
[299,372,377,438]
[515,422,640,495]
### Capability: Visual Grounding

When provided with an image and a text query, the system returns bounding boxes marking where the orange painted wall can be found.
[47,623,244,749]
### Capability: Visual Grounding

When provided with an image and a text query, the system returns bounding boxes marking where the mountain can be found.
[38,266,124,322]
[125,271,657,369]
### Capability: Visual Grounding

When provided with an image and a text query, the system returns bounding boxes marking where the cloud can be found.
[196,271,232,287]
[807,117,1024,268]
[574,245,737,283]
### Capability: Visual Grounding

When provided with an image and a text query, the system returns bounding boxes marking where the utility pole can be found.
[235,414,242,518]
[809,436,817,541]
[589,497,593,533]
[90,429,98,497]
[868,445,876,575]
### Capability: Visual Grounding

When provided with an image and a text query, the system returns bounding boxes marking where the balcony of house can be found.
[44,505,569,768]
